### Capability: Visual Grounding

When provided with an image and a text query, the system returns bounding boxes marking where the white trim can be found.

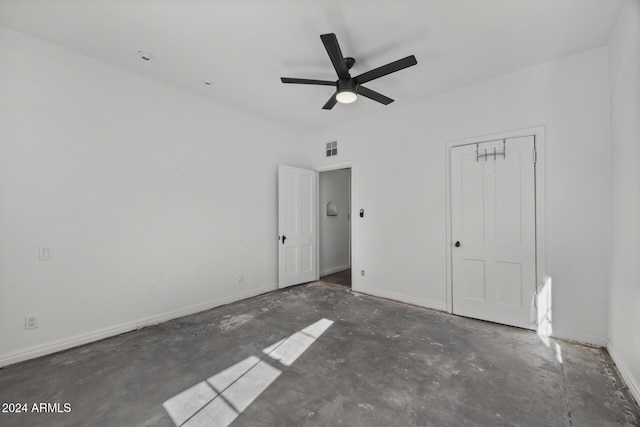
[0,285,276,368]
[551,328,607,347]
[313,159,355,172]
[445,126,546,323]
[320,264,351,277]
[607,341,640,406]
[314,168,320,281]
[355,286,447,312]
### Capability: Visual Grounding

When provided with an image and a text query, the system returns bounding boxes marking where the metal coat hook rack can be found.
[476,139,506,162]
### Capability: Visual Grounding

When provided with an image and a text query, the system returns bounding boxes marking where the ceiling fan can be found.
[281,33,418,110]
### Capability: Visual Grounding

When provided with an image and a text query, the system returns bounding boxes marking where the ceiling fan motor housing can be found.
[337,78,359,94]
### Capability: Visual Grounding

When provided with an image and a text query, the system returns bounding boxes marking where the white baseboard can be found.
[320,264,351,277]
[0,285,276,368]
[607,341,640,406]
[551,328,607,347]
[354,286,447,312]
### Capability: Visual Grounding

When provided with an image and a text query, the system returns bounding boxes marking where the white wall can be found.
[0,21,623,369]
[306,48,611,344]
[319,169,350,276]
[0,26,307,366]
[607,0,640,403]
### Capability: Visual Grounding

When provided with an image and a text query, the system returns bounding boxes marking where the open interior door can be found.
[278,165,318,288]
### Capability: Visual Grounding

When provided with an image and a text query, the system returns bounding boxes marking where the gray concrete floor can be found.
[1,282,639,426]
[320,269,351,288]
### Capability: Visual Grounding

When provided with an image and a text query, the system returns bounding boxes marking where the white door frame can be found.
[445,126,547,323]
[313,160,355,286]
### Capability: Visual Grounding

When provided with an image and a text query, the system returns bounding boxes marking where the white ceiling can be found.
[0,0,625,132]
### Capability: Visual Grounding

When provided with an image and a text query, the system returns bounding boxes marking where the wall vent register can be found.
[326,141,337,157]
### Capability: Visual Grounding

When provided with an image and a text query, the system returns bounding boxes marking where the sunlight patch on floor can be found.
[163,318,334,427]
[537,275,553,345]
[554,342,563,364]
[263,318,334,366]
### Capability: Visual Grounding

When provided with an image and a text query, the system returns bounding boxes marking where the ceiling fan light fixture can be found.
[336,78,358,104]
[336,90,357,104]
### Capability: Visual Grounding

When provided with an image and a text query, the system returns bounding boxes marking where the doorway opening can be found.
[318,168,352,288]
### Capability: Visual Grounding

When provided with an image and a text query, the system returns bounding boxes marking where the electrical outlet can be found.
[361,270,365,276]
[39,245,53,261]
[238,274,244,284]
[25,314,39,330]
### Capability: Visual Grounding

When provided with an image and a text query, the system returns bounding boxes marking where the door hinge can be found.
[532,149,537,163]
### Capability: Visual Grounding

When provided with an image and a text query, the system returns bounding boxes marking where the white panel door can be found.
[451,136,536,329]
[278,165,317,288]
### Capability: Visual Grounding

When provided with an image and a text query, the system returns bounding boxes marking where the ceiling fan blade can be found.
[322,93,338,110]
[281,77,335,86]
[357,86,394,105]
[355,55,417,84]
[320,33,350,80]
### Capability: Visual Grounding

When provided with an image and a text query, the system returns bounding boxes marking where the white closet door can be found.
[451,136,536,329]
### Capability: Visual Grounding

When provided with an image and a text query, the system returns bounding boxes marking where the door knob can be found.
[282,235,286,245]
[454,241,461,247]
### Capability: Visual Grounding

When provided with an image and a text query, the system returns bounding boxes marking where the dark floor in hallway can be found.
[320,268,351,288]
[1,282,638,426]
